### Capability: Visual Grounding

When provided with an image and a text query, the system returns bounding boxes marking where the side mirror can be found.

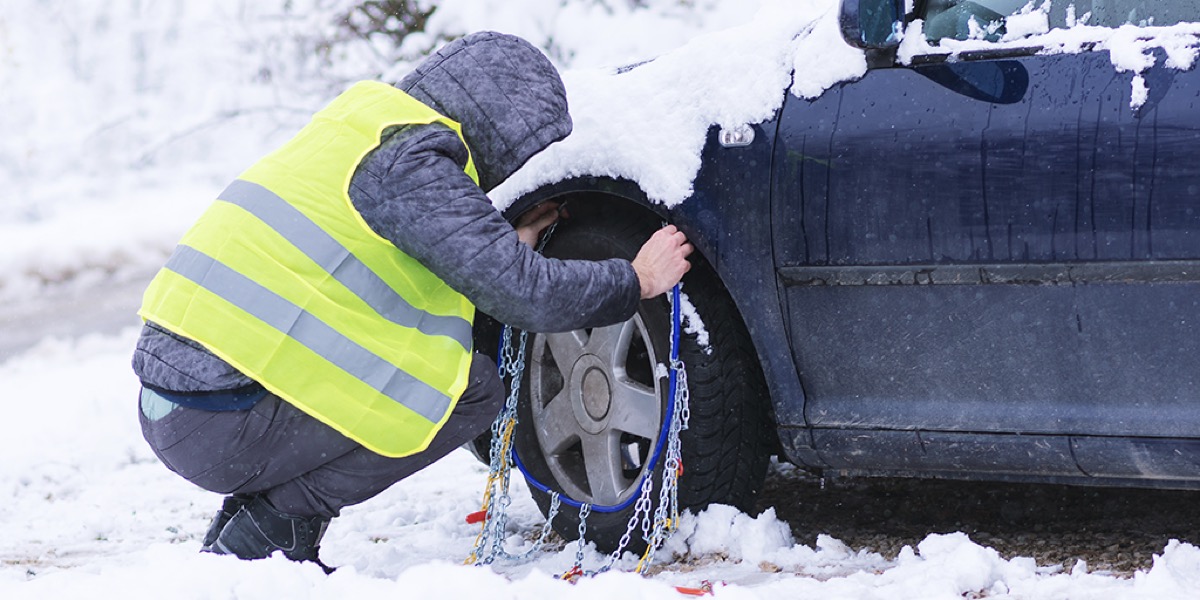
[840,0,904,49]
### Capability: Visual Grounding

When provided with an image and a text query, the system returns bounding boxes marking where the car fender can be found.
[502,140,819,467]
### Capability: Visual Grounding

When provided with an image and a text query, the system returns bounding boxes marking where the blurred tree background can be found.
[0,0,732,199]
[294,0,710,84]
[336,0,442,51]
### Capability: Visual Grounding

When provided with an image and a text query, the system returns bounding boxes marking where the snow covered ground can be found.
[6,329,1200,598]
[5,1,1200,598]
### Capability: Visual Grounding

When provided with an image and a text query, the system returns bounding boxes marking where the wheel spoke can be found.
[584,322,627,364]
[581,431,626,505]
[536,391,583,455]
[544,330,588,375]
[607,379,661,441]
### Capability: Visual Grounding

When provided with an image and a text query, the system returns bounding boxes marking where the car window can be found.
[923,0,1200,43]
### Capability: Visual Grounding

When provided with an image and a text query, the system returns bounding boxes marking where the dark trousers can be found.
[139,353,504,519]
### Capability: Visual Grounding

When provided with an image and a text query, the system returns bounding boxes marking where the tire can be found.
[508,200,773,554]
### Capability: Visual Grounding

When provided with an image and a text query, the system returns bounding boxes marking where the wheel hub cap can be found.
[581,367,612,420]
[570,355,613,434]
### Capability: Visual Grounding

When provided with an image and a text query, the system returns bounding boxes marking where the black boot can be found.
[200,495,253,551]
[210,495,334,573]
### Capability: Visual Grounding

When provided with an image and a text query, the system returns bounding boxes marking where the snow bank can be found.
[661,505,1200,598]
[0,182,212,303]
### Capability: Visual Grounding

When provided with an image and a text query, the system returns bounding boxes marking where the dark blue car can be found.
[477,0,1200,550]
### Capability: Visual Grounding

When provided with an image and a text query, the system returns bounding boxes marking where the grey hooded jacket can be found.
[132,32,640,395]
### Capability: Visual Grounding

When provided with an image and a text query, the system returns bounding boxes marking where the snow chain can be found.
[465,220,691,579]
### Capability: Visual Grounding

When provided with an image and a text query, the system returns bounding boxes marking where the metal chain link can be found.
[467,217,562,566]
[635,288,691,573]
[573,503,592,570]
[601,476,655,574]
[469,325,523,565]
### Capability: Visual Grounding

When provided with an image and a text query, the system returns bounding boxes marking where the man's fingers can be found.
[531,210,558,229]
[514,202,565,248]
[653,225,686,246]
[631,224,694,298]
[517,202,559,227]
[534,202,560,219]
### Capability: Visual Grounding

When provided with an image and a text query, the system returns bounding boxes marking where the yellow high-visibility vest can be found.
[140,81,479,457]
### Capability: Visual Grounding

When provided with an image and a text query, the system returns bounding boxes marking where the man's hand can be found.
[515,202,562,248]
[631,225,693,299]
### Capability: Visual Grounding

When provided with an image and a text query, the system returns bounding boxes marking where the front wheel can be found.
[510,201,773,554]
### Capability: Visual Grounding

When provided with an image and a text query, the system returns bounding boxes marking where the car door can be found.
[771,1,1200,476]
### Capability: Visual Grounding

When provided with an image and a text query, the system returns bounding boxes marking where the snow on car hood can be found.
[490,0,867,209]
[493,0,1200,210]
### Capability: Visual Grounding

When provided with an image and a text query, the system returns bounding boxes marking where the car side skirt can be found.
[797,427,1200,490]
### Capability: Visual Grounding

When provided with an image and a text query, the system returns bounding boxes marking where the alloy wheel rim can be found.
[529,315,664,506]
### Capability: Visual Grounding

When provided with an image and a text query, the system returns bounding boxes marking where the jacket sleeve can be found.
[349,124,641,333]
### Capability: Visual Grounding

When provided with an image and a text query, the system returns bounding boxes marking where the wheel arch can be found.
[501,176,669,229]
[499,177,785,455]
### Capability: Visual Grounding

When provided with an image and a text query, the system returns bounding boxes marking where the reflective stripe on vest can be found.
[139,81,479,457]
[218,179,473,350]
[162,245,453,422]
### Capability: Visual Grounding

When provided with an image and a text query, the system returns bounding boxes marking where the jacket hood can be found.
[397,32,572,192]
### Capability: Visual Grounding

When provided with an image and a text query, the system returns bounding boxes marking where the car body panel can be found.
[764,19,1200,482]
